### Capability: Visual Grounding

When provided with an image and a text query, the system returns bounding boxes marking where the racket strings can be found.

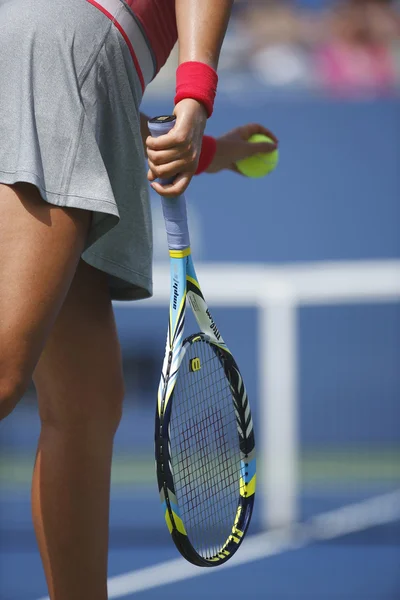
[176,411,238,507]
[169,339,241,559]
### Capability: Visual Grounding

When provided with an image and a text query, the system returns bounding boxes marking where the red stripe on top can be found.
[125,0,177,74]
[87,0,145,92]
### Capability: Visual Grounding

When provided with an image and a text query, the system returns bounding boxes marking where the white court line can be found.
[107,528,304,598]
[36,489,400,600]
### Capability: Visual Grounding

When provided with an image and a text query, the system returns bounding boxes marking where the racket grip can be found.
[148,117,190,251]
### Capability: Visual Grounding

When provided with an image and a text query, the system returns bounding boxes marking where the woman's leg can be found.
[0,182,91,420]
[0,181,123,598]
[32,259,124,600]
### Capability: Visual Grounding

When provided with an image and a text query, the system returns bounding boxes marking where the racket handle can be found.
[148,116,190,251]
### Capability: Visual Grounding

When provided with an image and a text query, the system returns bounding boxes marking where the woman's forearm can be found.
[145,2,233,198]
[175,0,234,68]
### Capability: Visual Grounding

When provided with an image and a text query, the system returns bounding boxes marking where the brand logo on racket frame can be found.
[206,308,221,340]
[189,357,201,372]
[172,280,179,310]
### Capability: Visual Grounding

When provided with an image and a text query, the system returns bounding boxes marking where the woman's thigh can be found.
[0,182,90,414]
[33,258,124,432]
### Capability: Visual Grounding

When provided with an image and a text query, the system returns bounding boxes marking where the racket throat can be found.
[187,291,226,346]
[160,349,173,415]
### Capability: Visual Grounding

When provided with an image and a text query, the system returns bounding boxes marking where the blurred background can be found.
[1,0,399,598]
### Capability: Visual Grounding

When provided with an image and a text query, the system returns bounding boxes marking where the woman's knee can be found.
[37,377,125,438]
[0,375,26,421]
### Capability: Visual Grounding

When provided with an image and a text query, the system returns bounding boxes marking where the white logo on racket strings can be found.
[206,309,221,340]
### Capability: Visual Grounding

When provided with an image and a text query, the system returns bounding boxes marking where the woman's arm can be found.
[146,0,234,198]
[175,0,234,68]
[142,112,278,179]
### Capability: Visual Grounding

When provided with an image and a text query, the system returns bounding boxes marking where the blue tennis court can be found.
[2,369,400,600]
[1,480,399,599]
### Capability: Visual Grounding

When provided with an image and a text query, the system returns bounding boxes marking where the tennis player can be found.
[0,0,277,598]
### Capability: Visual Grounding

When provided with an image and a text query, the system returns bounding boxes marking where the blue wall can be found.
[144,98,400,263]
[138,97,400,447]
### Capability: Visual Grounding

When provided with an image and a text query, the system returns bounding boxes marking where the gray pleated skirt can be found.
[0,0,155,300]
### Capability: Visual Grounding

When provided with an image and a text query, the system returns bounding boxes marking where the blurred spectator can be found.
[146,0,400,98]
[237,1,315,89]
[315,0,400,96]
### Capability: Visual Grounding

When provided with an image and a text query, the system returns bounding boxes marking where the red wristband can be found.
[175,62,218,118]
[195,135,217,175]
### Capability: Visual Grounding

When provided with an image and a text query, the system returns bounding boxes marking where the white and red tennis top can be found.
[88,0,177,93]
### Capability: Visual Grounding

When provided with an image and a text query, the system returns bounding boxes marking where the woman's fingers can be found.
[147,147,191,167]
[146,129,199,189]
[146,129,186,151]
[146,100,207,196]
[243,141,277,156]
[150,173,192,198]
[239,123,279,145]
[147,157,196,182]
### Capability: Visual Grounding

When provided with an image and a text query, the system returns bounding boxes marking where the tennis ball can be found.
[236,134,279,178]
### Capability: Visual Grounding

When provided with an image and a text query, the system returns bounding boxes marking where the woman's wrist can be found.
[195,135,217,175]
[175,61,219,118]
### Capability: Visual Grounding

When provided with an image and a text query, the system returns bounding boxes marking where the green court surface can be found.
[2,448,399,488]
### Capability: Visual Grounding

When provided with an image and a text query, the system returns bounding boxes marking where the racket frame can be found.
[155,251,256,567]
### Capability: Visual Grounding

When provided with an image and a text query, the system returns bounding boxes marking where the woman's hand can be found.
[146,99,207,197]
[206,123,278,174]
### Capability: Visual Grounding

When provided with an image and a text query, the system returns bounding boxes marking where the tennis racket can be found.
[149,115,256,567]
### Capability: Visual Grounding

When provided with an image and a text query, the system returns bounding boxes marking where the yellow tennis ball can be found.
[236,134,279,178]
